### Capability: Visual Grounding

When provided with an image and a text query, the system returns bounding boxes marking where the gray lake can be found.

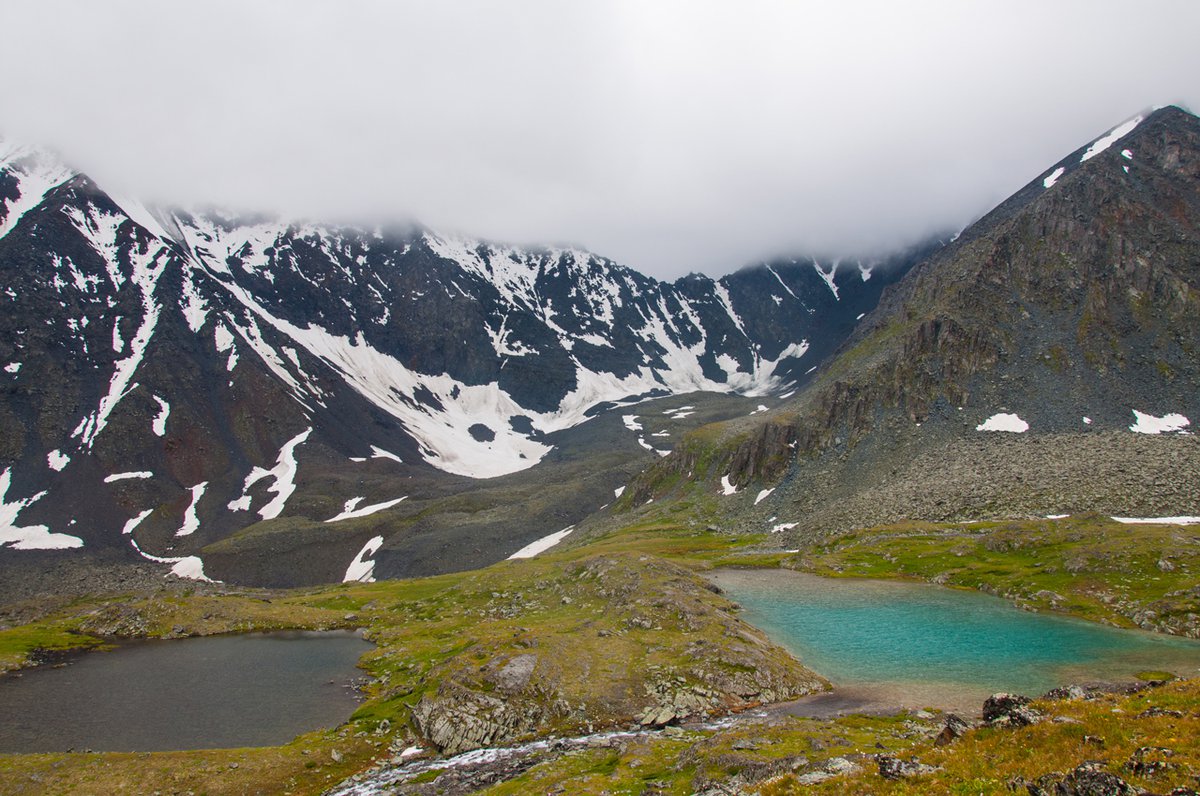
[0,629,371,752]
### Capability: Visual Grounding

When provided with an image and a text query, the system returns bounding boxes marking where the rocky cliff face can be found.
[629,106,1200,530]
[0,136,929,586]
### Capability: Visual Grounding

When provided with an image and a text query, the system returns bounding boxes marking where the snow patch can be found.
[128,536,216,582]
[179,273,209,333]
[720,475,738,496]
[214,324,235,352]
[370,446,403,464]
[227,428,312,520]
[344,535,384,582]
[176,481,208,536]
[105,471,153,483]
[122,508,153,535]
[771,522,798,534]
[0,146,74,241]
[622,415,643,431]
[1042,167,1065,189]
[754,488,774,505]
[47,450,69,472]
[151,395,170,437]
[4,363,19,374]
[1081,115,1143,163]
[327,496,408,523]
[0,468,84,549]
[976,413,1029,433]
[1083,417,1093,425]
[508,526,574,559]
[1121,149,1133,160]
[812,260,839,299]
[613,486,626,498]
[1129,410,1189,435]
[105,191,176,244]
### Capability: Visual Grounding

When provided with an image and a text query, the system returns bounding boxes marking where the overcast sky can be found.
[3,1,1198,279]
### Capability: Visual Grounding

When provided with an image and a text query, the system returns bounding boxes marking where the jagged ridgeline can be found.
[0,135,933,588]
[628,106,1200,538]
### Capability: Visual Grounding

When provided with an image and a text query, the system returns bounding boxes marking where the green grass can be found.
[1,511,1197,794]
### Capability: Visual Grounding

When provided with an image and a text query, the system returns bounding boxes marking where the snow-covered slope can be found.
[0,136,927,583]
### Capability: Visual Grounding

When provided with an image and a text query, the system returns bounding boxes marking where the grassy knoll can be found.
[787,513,1200,636]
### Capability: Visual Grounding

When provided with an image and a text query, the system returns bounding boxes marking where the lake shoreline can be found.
[707,567,1200,715]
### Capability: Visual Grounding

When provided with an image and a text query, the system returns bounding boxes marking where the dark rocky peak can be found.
[630,106,1200,532]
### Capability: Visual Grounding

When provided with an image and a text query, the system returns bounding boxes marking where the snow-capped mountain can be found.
[0,138,930,584]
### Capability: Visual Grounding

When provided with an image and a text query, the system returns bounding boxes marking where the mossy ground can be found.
[0,514,1197,794]
[448,679,1200,796]
[765,678,1200,795]
[0,524,816,795]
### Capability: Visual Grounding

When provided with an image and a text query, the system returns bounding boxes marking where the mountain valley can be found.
[0,105,1198,796]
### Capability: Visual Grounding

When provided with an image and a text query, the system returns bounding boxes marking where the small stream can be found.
[0,629,371,752]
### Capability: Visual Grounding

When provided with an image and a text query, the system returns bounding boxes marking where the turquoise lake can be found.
[710,569,1200,712]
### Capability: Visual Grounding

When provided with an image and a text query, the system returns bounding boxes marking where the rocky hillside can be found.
[627,106,1200,536]
[0,137,932,587]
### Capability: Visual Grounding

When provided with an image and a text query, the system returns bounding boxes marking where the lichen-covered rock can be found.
[934,713,971,746]
[877,755,939,780]
[1054,761,1140,796]
[410,681,545,755]
[983,693,1043,727]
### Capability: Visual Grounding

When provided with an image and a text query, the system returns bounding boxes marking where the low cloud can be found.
[3,1,1198,279]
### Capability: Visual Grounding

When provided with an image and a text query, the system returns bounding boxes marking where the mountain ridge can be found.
[0,138,929,586]
[620,105,1200,539]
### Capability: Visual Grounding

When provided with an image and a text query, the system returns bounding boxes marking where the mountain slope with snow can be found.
[0,140,930,587]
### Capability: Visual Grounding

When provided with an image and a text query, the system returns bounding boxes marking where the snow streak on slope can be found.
[507,526,574,559]
[129,536,216,582]
[227,428,312,519]
[64,203,169,449]
[327,496,408,523]
[0,469,83,549]
[1081,115,1143,162]
[176,481,208,536]
[0,143,74,241]
[344,535,384,582]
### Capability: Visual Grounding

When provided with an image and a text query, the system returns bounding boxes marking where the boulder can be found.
[877,755,939,780]
[1054,761,1139,796]
[983,693,1043,727]
[934,713,971,746]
